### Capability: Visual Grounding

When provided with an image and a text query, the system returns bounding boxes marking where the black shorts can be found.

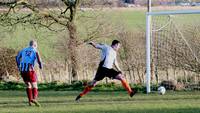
[94,66,121,81]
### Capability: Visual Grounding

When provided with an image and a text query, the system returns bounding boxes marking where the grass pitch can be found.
[0,90,200,113]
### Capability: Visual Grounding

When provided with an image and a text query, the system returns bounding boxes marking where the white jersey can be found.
[96,44,116,69]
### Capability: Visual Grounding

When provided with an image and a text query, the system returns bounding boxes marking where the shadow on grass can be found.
[1,107,200,113]
[55,108,200,113]
[56,108,200,113]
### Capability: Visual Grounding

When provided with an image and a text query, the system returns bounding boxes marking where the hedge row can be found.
[0,81,151,92]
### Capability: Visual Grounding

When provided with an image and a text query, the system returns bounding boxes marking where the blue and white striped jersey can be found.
[16,47,42,72]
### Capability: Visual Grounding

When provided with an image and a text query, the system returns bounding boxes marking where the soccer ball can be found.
[158,86,166,95]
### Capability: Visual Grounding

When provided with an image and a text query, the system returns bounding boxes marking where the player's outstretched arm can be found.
[88,41,98,48]
[88,41,104,50]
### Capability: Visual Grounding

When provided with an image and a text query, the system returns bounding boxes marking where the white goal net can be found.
[146,10,200,93]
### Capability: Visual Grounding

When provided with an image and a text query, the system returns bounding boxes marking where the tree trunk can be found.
[131,66,136,82]
[151,61,155,83]
[136,67,142,84]
[126,64,134,83]
[67,22,79,81]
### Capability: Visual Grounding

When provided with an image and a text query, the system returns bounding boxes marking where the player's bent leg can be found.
[115,74,136,97]
[75,80,97,101]
[80,81,96,96]
[25,82,33,106]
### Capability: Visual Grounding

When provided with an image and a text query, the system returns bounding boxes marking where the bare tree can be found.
[0,0,120,81]
[0,0,82,80]
[118,29,146,84]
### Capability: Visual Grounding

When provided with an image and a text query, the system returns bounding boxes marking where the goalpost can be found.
[146,10,200,93]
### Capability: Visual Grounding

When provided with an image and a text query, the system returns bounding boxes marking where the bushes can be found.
[0,81,25,90]
[160,80,176,90]
[0,48,18,81]
[2,80,196,92]
[0,81,147,92]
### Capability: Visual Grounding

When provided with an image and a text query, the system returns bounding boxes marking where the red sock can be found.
[121,79,132,94]
[32,88,38,100]
[80,86,93,97]
[26,88,33,102]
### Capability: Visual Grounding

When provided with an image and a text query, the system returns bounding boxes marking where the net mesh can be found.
[151,14,200,90]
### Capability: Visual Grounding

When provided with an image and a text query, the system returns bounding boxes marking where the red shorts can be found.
[21,71,37,82]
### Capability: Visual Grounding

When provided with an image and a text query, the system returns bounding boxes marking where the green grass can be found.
[0,9,199,61]
[0,90,200,113]
[104,10,145,30]
[0,25,60,60]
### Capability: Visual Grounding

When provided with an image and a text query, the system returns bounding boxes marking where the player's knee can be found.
[115,74,124,80]
[25,82,32,88]
[31,82,38,89]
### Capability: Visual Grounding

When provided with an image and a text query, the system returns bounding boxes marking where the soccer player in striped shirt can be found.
[16,40,43,106]
[75,40,136,101]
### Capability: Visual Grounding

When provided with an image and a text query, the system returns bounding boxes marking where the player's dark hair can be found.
[111,40,120,46]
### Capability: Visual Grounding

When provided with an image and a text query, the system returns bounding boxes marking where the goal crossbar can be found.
[147,10,200,16]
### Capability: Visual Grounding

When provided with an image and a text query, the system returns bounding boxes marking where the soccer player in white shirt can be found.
[75,40,136,101]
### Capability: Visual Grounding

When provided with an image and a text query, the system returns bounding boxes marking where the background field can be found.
[0,9,148,83]
[0,90,200,113]
[0,9,145,60]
